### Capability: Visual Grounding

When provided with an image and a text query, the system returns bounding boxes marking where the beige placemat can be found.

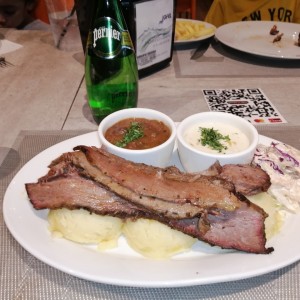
[1,130,300,300]
[174,40,300,78]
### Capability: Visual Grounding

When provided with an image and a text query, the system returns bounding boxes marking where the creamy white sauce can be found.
[183,122,250,154]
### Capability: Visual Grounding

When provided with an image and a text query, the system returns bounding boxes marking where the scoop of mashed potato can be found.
[248,192,285,240]
[123,218,196,259]
[48,208,123,250]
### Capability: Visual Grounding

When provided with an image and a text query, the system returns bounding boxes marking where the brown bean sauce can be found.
[104,118,171,150]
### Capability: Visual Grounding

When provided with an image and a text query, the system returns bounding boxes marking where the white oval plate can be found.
[3,132,300,287]
[175,19,216,44]
[215,21,300,59]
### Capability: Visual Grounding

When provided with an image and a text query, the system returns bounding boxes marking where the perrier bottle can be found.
[85,0,139,123]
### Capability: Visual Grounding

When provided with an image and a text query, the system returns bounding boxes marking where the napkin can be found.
[0,39,23,56]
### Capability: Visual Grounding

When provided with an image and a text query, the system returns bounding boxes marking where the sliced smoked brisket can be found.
[25,146,273,254]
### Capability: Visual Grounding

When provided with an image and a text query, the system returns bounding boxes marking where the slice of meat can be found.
[218,164,271,195]
[168,197,273,254]
[26,161,149,219]
[50,150,202,219]
[192,161,271,196]
[72,146,242,214]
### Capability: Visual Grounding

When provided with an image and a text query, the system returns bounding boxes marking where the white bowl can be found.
[177,112,259,172]
[98,108,177,167]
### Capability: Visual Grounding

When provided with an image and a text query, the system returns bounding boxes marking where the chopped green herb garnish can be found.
[115,122,144,148]
[199,127,231,152]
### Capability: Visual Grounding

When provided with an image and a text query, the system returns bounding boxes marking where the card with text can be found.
[202,88,287,124]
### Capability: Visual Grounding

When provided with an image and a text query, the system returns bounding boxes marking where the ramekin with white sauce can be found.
[177,112,259,172]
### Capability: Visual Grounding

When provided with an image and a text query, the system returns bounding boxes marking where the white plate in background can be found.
[215,21,300,59]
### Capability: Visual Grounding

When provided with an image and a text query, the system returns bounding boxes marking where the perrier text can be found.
[93,26,121,48]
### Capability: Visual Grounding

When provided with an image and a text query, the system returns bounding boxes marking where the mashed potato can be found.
[48,208,123,250]
[122,218,196,259]
[48,209,195,258]
[248,192,285,240]
[48,194,283,258]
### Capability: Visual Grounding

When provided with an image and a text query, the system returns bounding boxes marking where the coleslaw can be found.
[253,142,300,212]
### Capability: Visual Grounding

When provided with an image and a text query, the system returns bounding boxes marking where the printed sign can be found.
[202,88,287,124]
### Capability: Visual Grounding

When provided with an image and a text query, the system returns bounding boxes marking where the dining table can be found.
[1,26,300,300]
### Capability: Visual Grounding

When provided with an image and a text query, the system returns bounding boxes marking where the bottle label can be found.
[134,0,174,70]
[90,17,132,59]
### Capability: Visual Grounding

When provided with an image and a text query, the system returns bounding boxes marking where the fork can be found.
[0,56,13,67]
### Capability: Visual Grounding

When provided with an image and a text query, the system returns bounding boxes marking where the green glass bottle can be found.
[85,0,139,124]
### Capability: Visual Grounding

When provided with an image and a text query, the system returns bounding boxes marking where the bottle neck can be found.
[93,0,128,30]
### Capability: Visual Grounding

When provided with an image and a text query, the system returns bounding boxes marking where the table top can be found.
[1,29,300,150]
[1,28,300,299]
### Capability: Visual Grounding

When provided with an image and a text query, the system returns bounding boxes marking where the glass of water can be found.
[45,0,82,52]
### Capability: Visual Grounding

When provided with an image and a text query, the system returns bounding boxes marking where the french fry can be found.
[175,20,215,41]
